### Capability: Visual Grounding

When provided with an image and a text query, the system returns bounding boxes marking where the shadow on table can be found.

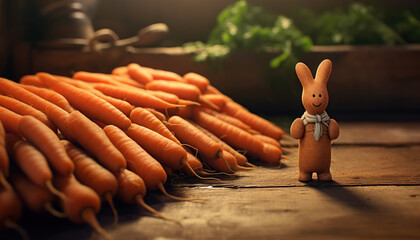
[305,180,378,212]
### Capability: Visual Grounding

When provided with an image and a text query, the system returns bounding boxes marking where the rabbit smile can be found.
[312,102,322,107]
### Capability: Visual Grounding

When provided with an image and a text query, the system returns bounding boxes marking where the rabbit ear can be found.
[295,62,313,88]
[315,59,332,85]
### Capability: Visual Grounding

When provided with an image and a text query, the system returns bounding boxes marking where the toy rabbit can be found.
[290,59,340,182]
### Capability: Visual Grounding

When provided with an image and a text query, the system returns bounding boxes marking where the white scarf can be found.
[301,111,330,141]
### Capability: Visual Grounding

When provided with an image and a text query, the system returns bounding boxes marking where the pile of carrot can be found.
[0,63,286,239]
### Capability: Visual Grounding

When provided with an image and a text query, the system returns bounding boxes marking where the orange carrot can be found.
[19,84,74,113]
[0,77,66,118]
[125,124,187,171]
[182,150,203,176]
[92,83,181,109]
[56,76,133,116]
[223,101,284,140]
[11,173,64,218]
[204,85,224,95]
[253,134,281,149]
[116,169,170,220]
[146,80,201,101]
[53,174,111,239]
[103,125,167,190]
[19,75,47,88]
[12,138,65,199]
[112,66,130,77]
[67,111,127,174]
[18,115,74,175]
[202,150,237,174]
[199,94,228,110]
[200,107,251,131]
[43,103,75,141]
[143,67,185,82]
[0,186,23,230]
[0,121,9,178]
[193,110,281,164]
[110,74,145,88]
[166,116,223,160]
[191,121,249,167]
[183,72,210,93]
[73,71,144,88]
[130,107,181,145]
[145,108,167,121]
[38,72,131,130]
[62,140,119,225]
[0,107,22,135]
[127,63,153,85]
[147,90,181,104]
[0,95,56,131]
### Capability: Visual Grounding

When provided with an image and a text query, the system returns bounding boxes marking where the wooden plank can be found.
[3,185,419,240]
[281,122,420,147]
[173,145,420,188]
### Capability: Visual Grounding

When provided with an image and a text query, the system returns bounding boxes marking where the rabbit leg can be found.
[317,171,332,181]
[298,170,312,182]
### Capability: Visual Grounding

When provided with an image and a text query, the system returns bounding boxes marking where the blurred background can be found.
[1,0,420,119]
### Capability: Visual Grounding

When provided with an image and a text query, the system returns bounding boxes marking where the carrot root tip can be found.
[135,195,182,226]
[81,208,113,240]
[44,202,66,218]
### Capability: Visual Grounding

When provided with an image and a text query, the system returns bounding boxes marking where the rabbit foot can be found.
[298,171,312,182]
[317,172,332,181]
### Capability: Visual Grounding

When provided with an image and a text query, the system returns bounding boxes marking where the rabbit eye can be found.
[312,94,315,97]
[319,94,322,97]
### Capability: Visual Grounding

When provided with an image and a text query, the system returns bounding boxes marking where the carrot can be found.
[182,150,203,176]
[11,173,65,218]
[202,150,237,174]
[183,72,210,93]
[0,186,25,239]
[130,107,181,145]
[147,90,181,104]
[116,169,171,220]
[112,66,130,77]
[19,84,74,113]
[73,71,144,88]
[20,74,47,87]
[17,115,74,175]
[0,107,22,135]
[66,111,126,174]
[199,107,251,131]
[0,95,56,131]
[37,72,131,130]
[166,116,223,161]
[192,110,281,164]
[125,124,187,171]
[62,140,119,225]
[0,121,9,177]
[143,67,185,82]
[92,83,181,109]
[0,123,11,192]
[110,74,145,88]
[146,80,201,101]
[103,125,166,190]
[12,137,66,199]
[204,85,223,95]
[191,121,249,167]
[199,94,228,110]
[253,134,281,149]
[223,101,284,140]
[0,77,65,118]
[145,108,167,121]
[56,76,133,116]
[43,103,75,141]
[53,174,111,239]
[127,63,153,85]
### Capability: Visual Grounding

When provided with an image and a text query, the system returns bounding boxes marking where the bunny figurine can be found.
[290,59,340,182]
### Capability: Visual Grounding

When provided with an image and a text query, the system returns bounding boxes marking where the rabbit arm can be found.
[328,119,340,140]
[290,118,305,139]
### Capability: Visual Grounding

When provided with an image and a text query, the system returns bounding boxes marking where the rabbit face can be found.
[302,83,329,115]
[296,59,332,115]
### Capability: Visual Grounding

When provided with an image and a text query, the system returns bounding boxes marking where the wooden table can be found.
[1,122,420,240]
